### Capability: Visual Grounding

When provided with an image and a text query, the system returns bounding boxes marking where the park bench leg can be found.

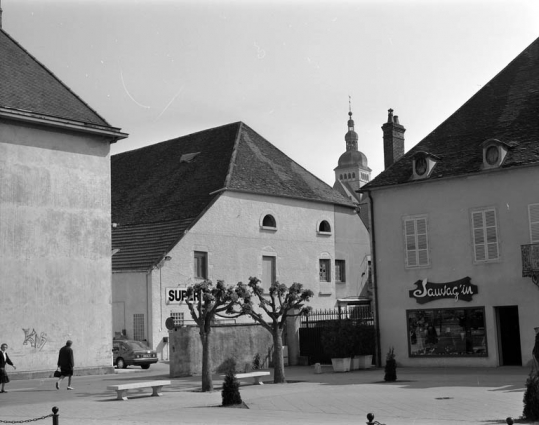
[253,377,263,385]
[116,390,128,401]
[152,385,164,397]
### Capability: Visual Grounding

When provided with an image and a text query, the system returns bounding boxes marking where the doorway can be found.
[496,306,522,366]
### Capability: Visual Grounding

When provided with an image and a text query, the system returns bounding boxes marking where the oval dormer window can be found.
[486,145,500,165]
[415,156,428,176]
[262,214,276,228]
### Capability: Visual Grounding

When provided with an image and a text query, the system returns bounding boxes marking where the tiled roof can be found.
[112,219,192,272]
[364,36,539,190]
[111,122,354,271]
[0,29,108,126]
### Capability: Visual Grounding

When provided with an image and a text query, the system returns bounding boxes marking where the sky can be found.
[3,0,539,185]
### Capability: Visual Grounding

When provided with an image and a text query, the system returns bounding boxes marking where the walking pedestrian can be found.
[1,343,16,393]
[56,340,74,390]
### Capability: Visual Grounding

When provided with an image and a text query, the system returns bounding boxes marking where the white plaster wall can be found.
[371,166,539,367]
[334,205,371,299]
[111,272,149,340]
[151,192,369,354]
[0,121,113,372]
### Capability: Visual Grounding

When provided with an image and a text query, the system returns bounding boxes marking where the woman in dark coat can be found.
[56,340,75,390]
[1,343,16,393]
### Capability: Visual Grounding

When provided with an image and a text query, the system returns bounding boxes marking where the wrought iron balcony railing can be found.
[521,243,539,287]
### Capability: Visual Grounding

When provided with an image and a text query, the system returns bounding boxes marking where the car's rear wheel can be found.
[141,364,150,370]
[116,358,127,369]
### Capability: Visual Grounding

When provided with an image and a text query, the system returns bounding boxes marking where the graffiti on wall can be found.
[22,328,48,351]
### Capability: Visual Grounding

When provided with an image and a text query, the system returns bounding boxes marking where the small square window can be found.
[319,259,331,282]
[170,312,184,327]
[194,251,208,279]
[335,260,346,282]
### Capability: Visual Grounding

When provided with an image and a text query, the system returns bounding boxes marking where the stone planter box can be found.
[351,354,373,370]
[331,357,351,372]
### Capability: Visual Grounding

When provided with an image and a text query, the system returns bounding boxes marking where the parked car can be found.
[112,340,158,369]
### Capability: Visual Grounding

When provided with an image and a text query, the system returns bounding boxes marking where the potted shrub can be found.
[351,324,375,370]
[320,320,355,372]
[384,347,397,382]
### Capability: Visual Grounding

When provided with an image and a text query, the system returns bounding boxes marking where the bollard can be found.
[314,363,322,374]
[366,413,386,425]
[506,418,513,425]
[52,406,59,425]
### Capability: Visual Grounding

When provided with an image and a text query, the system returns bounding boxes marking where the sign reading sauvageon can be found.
[409,277,478,304]
[166,287,201,305]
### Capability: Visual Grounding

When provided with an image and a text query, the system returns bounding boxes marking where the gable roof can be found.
[0,29,122,132]
[363,36,539,190]
[112,122,354,271]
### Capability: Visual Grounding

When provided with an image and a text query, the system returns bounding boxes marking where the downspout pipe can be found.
[365,189,382,367]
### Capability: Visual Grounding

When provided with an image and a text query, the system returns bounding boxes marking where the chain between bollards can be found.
[365,413,515,425]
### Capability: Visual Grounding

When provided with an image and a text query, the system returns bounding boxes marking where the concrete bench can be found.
[233,371,270,385]
[107,380,171,401]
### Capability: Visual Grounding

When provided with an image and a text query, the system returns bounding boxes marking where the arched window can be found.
[352,172,356,178]
[319,220,331,233]
[348,173,351,179]
[262,214,276,228]
[339,174,343,180]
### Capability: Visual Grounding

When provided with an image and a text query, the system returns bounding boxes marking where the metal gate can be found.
[299,306,373,365]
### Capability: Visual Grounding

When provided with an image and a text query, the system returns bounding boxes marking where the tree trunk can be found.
[200,330,213,392]
[272,328,286,383]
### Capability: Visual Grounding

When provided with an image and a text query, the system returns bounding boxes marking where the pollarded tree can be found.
[185,280,243,392]
[235,277,313,384]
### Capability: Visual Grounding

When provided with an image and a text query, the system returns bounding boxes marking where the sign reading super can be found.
[166,287,201,304]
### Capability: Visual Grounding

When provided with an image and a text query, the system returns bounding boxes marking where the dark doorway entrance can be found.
[496,306,522,366]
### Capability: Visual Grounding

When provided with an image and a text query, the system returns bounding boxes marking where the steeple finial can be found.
[345,97,358,151]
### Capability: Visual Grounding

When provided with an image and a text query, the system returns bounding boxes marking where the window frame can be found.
[335,260,346,283]
[194,251,208,279]
[317,219,332,235]
[133,313,145,341]
[170,311,185,327]
[470,207,500,263]
[403,215,430,268]
[319,259,331,282]
[406,307,487,358]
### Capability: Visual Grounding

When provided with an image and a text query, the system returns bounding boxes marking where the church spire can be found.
[345,96,358,151]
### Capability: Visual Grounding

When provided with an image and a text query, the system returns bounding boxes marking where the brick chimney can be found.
[382,109,406,169]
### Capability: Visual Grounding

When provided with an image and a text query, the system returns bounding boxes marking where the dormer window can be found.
[412,151,439,180]
[482,139,509,169]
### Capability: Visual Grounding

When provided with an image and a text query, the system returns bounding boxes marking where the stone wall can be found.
[169,324,273,377]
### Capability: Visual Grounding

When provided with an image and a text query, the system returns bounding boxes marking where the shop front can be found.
[383,276,528,367]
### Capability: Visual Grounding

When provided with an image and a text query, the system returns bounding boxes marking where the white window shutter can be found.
[472,209,499,261]
[404,217,429,267]
[529,204,539,243]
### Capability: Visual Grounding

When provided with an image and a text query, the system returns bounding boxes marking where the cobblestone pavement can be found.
[0,363,537,425]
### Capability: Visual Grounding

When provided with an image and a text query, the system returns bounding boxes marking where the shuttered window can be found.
[529,204,539,243]
[471,208,499,262]
[404,216,429,268]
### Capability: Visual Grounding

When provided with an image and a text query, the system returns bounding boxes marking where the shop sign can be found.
[166,287,200,305]
[408,277,478,304]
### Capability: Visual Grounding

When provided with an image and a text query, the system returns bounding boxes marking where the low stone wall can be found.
[169,324,273,377]
[9,366,115,381]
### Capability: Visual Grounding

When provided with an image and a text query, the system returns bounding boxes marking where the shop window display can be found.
[407,307,487,357]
